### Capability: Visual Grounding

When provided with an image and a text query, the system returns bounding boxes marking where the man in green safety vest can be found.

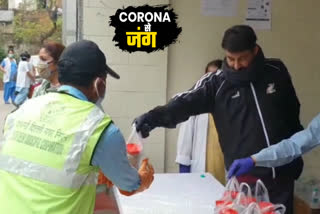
[0,40,154,214]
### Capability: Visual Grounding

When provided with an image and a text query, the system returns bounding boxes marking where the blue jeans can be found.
[14,87,29,106]
[3,81,16,103]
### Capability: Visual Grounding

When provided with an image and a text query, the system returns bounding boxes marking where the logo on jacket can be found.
[231,91,240,99]
[266,83,276,94]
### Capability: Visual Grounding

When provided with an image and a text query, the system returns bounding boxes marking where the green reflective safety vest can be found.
[0,92,112,214]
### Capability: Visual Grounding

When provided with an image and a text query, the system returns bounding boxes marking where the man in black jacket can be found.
[134,25,303,213]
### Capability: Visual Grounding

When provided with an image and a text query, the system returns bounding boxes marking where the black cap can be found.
[58,40,120,79]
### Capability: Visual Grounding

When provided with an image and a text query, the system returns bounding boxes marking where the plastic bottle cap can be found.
[201,174,205,178]
[126,143,142,155]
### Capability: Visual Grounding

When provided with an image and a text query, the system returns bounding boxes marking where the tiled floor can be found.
[0,90,15,138]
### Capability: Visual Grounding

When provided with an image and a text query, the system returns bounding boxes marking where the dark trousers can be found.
[264,178,294,214]
[238,176,294,214]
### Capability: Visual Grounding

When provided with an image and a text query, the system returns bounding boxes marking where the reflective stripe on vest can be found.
[0,106,105,189]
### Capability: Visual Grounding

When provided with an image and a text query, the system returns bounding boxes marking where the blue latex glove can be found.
[179,164,191,173]
[227,157,255,179]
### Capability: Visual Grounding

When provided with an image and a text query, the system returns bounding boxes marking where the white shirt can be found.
[176,113,209,172]
[29,55,40,76]
[1,57,15,83]
[16,61,32,88]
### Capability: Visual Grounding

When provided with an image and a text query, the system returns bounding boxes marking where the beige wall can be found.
[83,0,169,172]
[166,0,320,179]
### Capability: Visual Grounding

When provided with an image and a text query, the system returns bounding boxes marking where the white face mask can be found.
[94,78,106,111]
[8,54,14,58]
[35,61,52,80]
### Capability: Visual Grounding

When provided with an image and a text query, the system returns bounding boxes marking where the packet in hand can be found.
[126,124,144,169]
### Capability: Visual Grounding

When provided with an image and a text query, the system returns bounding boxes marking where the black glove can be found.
[134,113,155,138]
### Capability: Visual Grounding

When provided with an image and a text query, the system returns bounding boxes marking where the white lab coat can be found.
[2,57,15,83]
[176,113,209,173]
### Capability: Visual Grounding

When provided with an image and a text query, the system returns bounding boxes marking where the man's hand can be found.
[0,66,6,74]
[134,113,155,138]
[103,176,114,188]
[119,158,155,196]
[98,171,114,188]
[227,157,255,179]
[137,158,154,192]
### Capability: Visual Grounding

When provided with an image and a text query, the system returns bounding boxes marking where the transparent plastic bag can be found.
[241,202,262,214]
[215,177,241,214]
[233,192,249,213]
[216,200,234,208]
[255,179,270,203]
[224,177,241,200]
[215,178,286,214]
[260,204,286,214]
[238,183,257,206]
[216,177,245,212]
[126,124,144,169]
[218,207,239,214]
[215,200,234,214]
[214,200,239,214]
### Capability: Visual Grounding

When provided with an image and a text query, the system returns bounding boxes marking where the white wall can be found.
[82,0,169,172]
[62,0,78,45]
[8,0,18,9]
[166,0,320,179]
[9,0,36,10]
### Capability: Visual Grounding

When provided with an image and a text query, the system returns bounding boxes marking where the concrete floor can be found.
[0,90,15,138]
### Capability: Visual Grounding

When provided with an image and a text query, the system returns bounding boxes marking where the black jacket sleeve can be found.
[279,62,304,132]
[146,72,217,129]
[274,61,304,180]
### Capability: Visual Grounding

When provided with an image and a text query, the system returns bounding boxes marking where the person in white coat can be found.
[176,59,226,184]
[14,52,35,107]
[0,49,17,104]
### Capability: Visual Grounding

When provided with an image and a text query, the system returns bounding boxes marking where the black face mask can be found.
[223,48,265,86]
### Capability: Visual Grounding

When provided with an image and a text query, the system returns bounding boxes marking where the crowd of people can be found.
[0,41,65,107]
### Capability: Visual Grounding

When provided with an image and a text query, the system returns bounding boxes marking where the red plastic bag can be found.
[215,178,286,214]
[219,208,238,214]
[237,183,256,206]
[260,203,286,214]
[28,82,41,98]
[216,200,233,208]
[242,202,262,214]
[223,177,240,200]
